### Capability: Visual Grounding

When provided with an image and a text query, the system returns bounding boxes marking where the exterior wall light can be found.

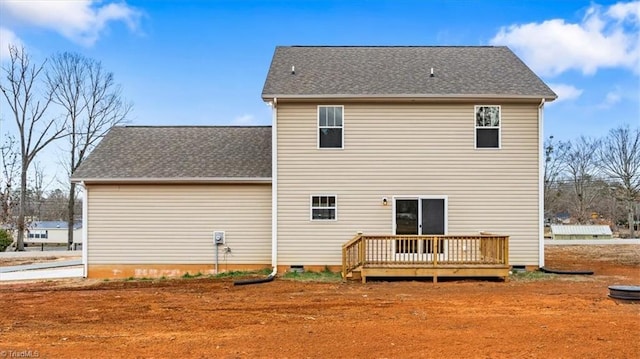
[382,197,388,206]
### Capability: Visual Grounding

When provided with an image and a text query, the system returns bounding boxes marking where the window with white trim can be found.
[27,230,48,239]
[475,105,500,148]
[311,195,337,220]
[318,106,343,148]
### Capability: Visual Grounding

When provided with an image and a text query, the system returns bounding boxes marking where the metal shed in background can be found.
[550,225,613,240]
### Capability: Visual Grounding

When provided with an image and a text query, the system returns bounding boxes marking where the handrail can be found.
[342,234,363,250]
[342,234,510,279]
[342,234,363,278]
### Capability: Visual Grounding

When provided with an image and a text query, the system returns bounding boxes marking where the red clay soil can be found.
[0,245,638,359]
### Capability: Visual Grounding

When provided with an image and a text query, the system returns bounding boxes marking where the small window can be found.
[28,231,48,239]
[311,195,337,220]
[475,105,500,148]
[318,106,343,148]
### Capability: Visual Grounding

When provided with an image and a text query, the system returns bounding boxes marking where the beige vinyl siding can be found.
[86,184,271,264]
[276,101,540,266]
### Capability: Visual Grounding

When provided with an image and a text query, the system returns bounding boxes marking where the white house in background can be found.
[26,221,83,247]
[550,225,613,240]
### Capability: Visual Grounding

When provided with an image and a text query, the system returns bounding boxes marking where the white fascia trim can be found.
[81,182,88,277]
[71,177,272,184]
[270,98,278,276]
[263,94,557,101]
[538,98,545,268]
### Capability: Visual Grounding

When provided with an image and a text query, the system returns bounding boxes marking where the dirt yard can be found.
[1,245,638,358]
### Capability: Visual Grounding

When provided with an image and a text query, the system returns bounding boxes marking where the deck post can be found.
[433,238,438,284]
[359,237,366,268]
[341,245,346,279]
[503,236,509,266]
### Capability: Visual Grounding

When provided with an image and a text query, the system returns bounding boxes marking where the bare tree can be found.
[599,125,640,237]
[544,135,570,220]
[0,45,66,250]
[29,162,47,221]
[47,52,131,249]
[564,136,602,224]
[41,188,69,221]
[0,134,20,227]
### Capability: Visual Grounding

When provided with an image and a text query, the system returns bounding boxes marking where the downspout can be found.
[538,98,545,268]
[234,98,278,286]
[270,97,278,277]
[81,181,88,278]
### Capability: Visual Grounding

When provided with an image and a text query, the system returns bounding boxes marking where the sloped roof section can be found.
[262,46,557,100]
[72,126,271,182]
[550,225,612,236]
[30,221,82,230]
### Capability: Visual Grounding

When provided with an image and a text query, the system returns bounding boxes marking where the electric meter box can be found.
[213,231,225,245]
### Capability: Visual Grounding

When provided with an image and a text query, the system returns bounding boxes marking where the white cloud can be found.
[547,83,584,104]
[607,1,640,22]
[0,27,22,60]
[598,89,623,108]
[232,114,257,126]
[0,0,141,46]
[490,1,640,76]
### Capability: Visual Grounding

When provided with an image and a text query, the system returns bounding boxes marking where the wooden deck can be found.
[342,234,510,283]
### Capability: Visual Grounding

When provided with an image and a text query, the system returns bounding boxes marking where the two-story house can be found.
[72,46,556,280]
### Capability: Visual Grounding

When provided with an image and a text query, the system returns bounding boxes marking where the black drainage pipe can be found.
[540,267,594,275]
[233,274,275,286]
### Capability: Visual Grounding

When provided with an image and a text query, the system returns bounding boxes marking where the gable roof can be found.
[29,221,83,230]
[72,126,271,183]
[550,225,613,236]
[262,46,556,100]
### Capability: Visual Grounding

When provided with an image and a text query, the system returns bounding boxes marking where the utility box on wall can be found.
[213,231,225,245]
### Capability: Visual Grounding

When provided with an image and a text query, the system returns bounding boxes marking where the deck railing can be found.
[342,234,509,278]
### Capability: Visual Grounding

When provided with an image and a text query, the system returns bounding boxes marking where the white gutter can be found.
[263,93,558,100]
[270,98,278,277]
[81,181,88,277]
[70,177,272,184]
[538,98,545,268]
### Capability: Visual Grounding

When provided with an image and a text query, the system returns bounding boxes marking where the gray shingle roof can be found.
[262,46,556,99]
[72,126,271,182]
[550,225,613,236]
[30,221,83,230]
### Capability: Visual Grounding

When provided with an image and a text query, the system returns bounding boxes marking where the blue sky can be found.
[1,0,639,184]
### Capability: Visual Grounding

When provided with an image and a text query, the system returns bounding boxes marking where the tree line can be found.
[545,126,640,238]
[1,45,130,250]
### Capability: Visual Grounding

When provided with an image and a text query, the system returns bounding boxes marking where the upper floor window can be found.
[318,106,343,149]
[475,105,500,149]
[311,195,337,221]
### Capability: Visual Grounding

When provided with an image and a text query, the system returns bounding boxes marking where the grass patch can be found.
[509,270,556,282]
[123,276,156,282]
[182,272,204,279]
[214,268,272,279]
[281,267,342,282]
